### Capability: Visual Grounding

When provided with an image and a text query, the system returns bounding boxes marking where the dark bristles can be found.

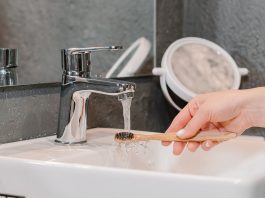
[115,132,134,141]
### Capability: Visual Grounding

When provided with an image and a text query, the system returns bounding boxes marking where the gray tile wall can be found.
[156,0,183,66]
[0,84,59,143]
[0,0,154,85]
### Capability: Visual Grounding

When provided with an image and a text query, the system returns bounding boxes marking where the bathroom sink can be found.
[0,128,264,198]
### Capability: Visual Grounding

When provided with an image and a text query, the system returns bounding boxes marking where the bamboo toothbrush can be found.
[114,131,237,143]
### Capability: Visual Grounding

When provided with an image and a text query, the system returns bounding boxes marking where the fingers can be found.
[162,141,172,146]
[163,97,215,155]
[166,104,194,133]
[173,142,186,155]
[201,140,218,151]
[172,141,218,155]
[162,102,198,146]
[177,107,210,139]
[162,103,196,146]
[187,142,200,152]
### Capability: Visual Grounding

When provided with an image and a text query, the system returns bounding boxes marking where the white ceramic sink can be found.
[0,128,264,198]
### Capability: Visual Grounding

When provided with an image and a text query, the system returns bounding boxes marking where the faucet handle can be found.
[0,48,18,69]
[61,46,122,78]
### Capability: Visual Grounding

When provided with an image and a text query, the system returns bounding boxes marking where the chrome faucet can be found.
[56,46,136,144]
[0,48,18,86]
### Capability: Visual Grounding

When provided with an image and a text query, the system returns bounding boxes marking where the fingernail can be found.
[161,141,170,146]
[205,141,212,148]
[176,129,185,137]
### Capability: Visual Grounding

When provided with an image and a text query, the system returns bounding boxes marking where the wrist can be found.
[243,87,265,128]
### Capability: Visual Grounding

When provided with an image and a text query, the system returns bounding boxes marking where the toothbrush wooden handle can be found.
[134,131,237,142]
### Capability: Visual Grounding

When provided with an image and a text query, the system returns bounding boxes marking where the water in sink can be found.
[103,140,154,170]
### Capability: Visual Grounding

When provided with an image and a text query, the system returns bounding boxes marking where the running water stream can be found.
[111,97,154,169]
[120,98,132,131]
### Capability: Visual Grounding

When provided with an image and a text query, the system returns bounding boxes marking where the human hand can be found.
[163,87,265,155]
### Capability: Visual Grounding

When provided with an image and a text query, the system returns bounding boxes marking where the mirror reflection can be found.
[0,0,154,86]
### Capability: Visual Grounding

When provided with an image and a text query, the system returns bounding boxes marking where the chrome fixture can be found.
[0,48,18,86]
[56,46,136,144]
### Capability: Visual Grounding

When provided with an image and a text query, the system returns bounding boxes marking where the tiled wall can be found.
[0,84,59,143]
[156,0,183,66]
[0,0,154,84]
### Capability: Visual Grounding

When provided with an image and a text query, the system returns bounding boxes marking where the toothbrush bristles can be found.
[115,132,134,142]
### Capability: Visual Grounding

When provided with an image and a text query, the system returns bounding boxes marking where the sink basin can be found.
[0,128,264,198]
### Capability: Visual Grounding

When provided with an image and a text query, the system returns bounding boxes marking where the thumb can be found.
[176,108,210,139]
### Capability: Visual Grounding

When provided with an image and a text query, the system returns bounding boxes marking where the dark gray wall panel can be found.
[0,0,154,84]
[183,0,265,88]
[156,0,183,66]
[0,85,59,143]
